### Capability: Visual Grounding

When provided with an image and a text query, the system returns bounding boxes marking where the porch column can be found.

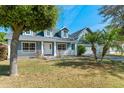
[41,41,44,56]
[8,40,11,59]
[75,43,77,56]
[54,41,57,56]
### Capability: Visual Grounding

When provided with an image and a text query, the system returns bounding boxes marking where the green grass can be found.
[0,57,124,88]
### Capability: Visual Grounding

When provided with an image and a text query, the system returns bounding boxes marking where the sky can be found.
[0,5,108,33]
[56,5,108,33]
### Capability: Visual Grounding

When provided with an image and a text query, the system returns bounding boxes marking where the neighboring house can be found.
[109,42,124,55]
[70,27,93,55]
[6,27,78,58]
[70,27,103,55]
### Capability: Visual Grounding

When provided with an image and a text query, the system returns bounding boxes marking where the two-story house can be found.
[6,27,78,58]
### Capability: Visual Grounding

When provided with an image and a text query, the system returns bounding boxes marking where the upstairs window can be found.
[62,31,68,38]
[47,30,51,36]
[23,31,33,35]
[45,30,52,37]
[64,32,67,37]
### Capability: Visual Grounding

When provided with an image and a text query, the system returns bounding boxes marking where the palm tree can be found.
[85,27,122,63]
[85,31,101,63]
[100,28,122,62]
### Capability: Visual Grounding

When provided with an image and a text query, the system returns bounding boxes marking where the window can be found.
[23,31,33,35]
[47,30,51,36]
[71,44,75,50]
[63,32,68,38]
[57,44,66,50]
[49,44,51,49]
[22,42,36,52]
[25,31,31,35]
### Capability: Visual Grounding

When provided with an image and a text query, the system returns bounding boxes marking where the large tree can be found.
[99,5,124,28]
[0,5,58,76]
[99,6,124,61]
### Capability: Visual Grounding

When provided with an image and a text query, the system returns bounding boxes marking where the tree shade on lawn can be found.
[0,5,58,76]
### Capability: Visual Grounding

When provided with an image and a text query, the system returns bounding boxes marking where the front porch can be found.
[41,41,77,57]
[7,40,77,59]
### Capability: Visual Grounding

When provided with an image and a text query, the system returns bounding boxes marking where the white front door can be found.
[44,43,52,55]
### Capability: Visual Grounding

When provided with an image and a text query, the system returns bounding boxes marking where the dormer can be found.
[60,28,69,38]
[23,30,33,36]
[44,30,53,37]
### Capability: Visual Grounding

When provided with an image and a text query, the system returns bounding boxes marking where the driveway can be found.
[105,56,124,61]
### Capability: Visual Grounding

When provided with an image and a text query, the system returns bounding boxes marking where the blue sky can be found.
[56,5,108,33]
[0,5,108,33]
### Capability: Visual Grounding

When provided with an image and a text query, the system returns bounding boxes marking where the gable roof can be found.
[60,27,69,32]
[53,27,69,37]
[69,27,92,40]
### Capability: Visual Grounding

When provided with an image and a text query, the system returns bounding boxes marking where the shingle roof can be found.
[70,27,91,40]
[6,27,91,43]
[69,28,85,40]
[6,33,76,43]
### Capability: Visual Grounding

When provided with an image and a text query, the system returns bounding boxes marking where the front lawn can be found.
[0,57,124,88]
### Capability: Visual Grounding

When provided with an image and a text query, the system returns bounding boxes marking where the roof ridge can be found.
[70,27,86,35]
[69,27,91,40]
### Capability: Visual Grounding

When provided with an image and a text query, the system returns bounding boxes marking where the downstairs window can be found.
[57,44,66,50]
[71,44,75,50]
[22,42,36,52]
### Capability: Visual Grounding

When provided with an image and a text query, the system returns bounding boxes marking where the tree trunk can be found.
[9,23,24,76]
[100,44,109,62]
[10,31,21,76]
[91,43,97,63]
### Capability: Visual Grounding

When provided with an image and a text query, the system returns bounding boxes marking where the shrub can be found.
[0,44,7,61]
[77,45,86,56]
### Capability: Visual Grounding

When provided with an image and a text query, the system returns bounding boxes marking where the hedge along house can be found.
[6,27,78,59]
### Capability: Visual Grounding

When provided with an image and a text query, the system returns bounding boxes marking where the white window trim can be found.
[57,43,67,50]
[71,43,75,50]
[23,30,33,36]
[21,42,36,53]
[45,30,53,37]
[64,32,68,38]
[61,31,68,38]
